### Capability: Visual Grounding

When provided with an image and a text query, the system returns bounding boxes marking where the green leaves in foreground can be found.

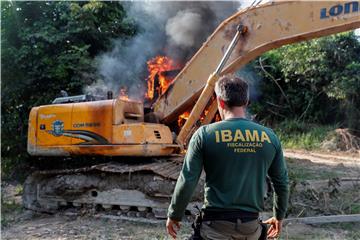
[1,1,136,178]
[251,32,360,130]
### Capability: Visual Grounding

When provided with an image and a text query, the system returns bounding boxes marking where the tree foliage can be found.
[1,1,136,176]
[250,32,360,133]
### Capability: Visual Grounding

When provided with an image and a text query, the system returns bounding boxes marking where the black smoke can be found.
[85,1,241,100]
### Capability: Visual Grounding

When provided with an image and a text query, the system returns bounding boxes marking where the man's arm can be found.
[167,127,204,221]
[268,134,289,221]
[265,133,289,238]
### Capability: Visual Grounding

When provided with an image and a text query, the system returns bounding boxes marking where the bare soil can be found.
[284,149,360,168]
[1,213,192,240]
[2,149,360,240]
[2,212,359,240]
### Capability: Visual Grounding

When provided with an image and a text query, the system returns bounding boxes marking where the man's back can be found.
[200,118,286,216]
[166,76,289,239]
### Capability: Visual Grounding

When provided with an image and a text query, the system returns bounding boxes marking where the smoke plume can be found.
[165,10,202,48]
[84,1,241,100]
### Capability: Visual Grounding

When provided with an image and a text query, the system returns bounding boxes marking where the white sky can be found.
[355,29,360,37]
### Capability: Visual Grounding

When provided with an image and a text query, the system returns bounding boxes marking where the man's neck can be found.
[223,107,246,120]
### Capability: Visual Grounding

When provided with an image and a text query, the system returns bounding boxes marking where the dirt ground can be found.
[2,149,360,240]
[2,212,360,240]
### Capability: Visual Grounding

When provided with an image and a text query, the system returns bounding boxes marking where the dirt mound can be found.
[321,128,360,152]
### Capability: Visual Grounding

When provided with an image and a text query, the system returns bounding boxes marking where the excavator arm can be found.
[152,0,360,145]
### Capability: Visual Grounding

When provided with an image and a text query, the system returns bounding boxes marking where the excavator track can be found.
[23,158,204,220]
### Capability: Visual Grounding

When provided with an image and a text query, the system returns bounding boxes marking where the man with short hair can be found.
[166,76,289,240]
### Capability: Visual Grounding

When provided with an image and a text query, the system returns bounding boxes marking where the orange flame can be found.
[119,87,129,101]
[177,112,190,127]
[177,109,221,128]
[119,96,129,101]
[146,56,179,100]
[215,113,221,122]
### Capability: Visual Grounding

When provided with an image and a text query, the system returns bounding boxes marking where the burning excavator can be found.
[24,1,360,219]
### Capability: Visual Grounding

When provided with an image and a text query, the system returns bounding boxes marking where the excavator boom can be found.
[154,0,360,133]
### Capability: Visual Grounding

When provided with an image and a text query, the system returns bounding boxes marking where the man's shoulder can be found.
[250,121,280,143]
[191,125,207,142]
[203,120,226,133]
[250,121,276,135]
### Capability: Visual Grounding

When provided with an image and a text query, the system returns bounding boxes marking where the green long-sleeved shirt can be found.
[168,118,289,221]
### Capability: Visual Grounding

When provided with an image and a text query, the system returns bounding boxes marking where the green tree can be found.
[321,33,360,133]
[1,1,136,178]
[251,32,360,132]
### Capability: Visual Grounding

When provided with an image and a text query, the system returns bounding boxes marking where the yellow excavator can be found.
[24,1,360,219]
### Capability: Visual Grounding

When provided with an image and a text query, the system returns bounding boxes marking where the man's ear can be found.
[218,97,226,109]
